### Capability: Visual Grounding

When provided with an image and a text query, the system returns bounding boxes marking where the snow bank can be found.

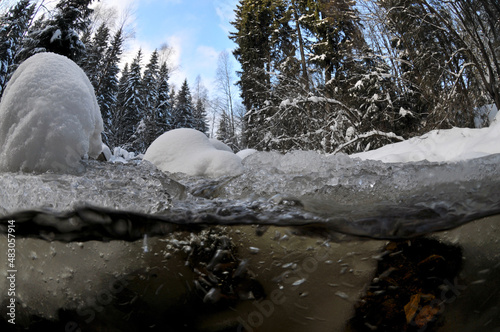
[144,128,243,177]
[0,53,103,173]
[353,112,500,163]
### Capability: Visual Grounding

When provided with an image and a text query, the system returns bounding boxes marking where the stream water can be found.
[1,151,500,331]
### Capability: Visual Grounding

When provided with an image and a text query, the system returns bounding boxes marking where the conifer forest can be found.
[1,0,499,154]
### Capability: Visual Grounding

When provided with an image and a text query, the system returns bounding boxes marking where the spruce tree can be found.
[112,50,144,150]
[112,62,129,147]
[154,62,172,135]
[192,75,209,135]
[122,49,145,151]
[18,0,95,62]
[172,79,195,129]
[97,28,123,145]
[193,98,208,134]
[79,22,109,88]
[140,50,160,149]
[217,111,231,143]
[230,0,281,149]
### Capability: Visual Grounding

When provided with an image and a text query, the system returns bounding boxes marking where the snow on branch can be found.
[332,130,404,155]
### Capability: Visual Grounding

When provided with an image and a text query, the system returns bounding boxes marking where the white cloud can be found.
[165,34,186,90]
[196,46,219,68]
[95,0,139,13]
[214,0,239,34]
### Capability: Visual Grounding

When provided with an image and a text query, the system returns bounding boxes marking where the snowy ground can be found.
[352,107,499,163]
[107,107,500,178]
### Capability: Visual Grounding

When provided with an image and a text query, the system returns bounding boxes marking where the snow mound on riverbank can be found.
[353,111,500,163]
[0,53,103,173]
[144,128,243,177]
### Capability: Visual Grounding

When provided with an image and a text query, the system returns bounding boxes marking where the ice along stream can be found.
[1,151,500,331]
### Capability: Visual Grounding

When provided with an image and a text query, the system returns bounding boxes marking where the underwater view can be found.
[2,1,500,331]
[1,151,499,331]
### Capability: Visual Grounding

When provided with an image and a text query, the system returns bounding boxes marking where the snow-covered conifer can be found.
[154,62,172,134]
[0,0,35,97]
[17,0,94,62]
[172,79,195,129]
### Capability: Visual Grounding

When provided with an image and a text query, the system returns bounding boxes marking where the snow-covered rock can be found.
[236,148,257,160]
[110,147,138,164]
[101,143,112,161]
[144,128,243,177]
[0,52,103,173]
[208,138,233,152]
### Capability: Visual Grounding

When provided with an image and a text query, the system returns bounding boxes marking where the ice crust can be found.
[0,161,182,216]
[0,53,103,173]
[1,150,498,240]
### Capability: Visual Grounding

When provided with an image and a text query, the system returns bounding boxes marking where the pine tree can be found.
[231,0,365,152]
[0,0,35,97]
[18,0,95,62]
[172,79,195,129]
[297,0,364,93]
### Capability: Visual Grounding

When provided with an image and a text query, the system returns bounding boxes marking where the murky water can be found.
[1,152,500,331]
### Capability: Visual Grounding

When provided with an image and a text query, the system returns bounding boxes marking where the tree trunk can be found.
[291,0,309,89]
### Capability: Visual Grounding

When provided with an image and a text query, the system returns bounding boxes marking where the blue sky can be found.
[23,0,240,92]
[110,0,240,91]
[0,0,239,136]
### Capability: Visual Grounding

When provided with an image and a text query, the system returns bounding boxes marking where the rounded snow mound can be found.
[0,52,103,173]
[144,128,243,177]
[236,148,258,160]
[208,138,233,152]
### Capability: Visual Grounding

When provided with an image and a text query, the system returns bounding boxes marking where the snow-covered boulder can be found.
[110,147,139,164]
[144,128,243,177]
[208,138,233,152]
[0,52,103,173]
[236,148,258,160]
